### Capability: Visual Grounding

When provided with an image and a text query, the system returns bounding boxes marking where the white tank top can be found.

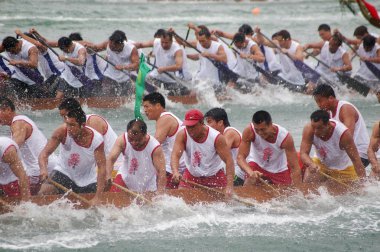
[184,125,224,177]
[12,115,57,177]
[159,112,186,173]
[233,40,259,80]
[278,41,305,86]
[219,39,237,70]
[330,100,369,159]
[0,137,22,185]
[38,50,65,79]
[224,126,245,180]
[119,134,160,192]
[259,45,283,72]
[313,120,352,170]
[150,38,192,82]
[316,42,349,82]
[356,43,380,81]
[6,39,41,85]
[195,41,221,83]
[247,123,289,173]
[54,126,103,187]
[61,42,84,88]
[103,41,134,82]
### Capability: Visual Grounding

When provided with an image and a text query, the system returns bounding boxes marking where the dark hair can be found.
[58,98,82,111]
[0,96,15,111]
[19,32,36,40]
[205,108,230,127]
[233,32,246,44]
[198,27,211,38]
[161,30,173,41]
[238,24,253,36]
[271,32,279,39]
[154,29,166,38]
[276,30,291,40]
[66,108,86,125]
[127,119,147,135]
[68,32,83,41]
[58,37,72,50]
[353,25,368,37]
[312,84,336,98]
[330,34,342,47]
[310,110,330,124]
[109,30,126,44]
[2,36,19,51]
[143,92,166,108]
[197,25,209,32]
[363,35,376,49]
[318,24,331,32]
[252,110,272,125]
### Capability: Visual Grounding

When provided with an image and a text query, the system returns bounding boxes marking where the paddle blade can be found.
[338,74,370,97]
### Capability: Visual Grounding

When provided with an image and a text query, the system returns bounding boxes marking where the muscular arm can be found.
[286,44,304,62]
[339,104,358,138]
[85,40,108,52]
[3,146,30,201]
[366,48,380,64]
[282,134,302,185]
[94,143,106,195]
[223,129,240,149]
[237,126,254,176]
[187,53,199,61]
[15,29,47,53]
[11,46,39,68]
[126,47,139,71]
[170,129,186,180]
[66,47,86,66]
[300,123,316,169]
[159,49,183,72]
[339,52,353,72]
[10,120,30,147]
[38,126,66,180]
[250,44,265,63]
[368,122,380,174]
[215,135,234,193]
[154,116,175,144]
[340,131,366,178]
[106,135,124,180]
[152,146,166,193]
[134,40,154,49]
[304,41,324,50]
[86,115,107,135]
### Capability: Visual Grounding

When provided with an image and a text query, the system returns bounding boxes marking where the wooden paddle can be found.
[111,182,153,205]
[258,177,281,196]
[47,178,92,206]
[180,178,255,207]
[0,197,12,211]
[318,170,352,189]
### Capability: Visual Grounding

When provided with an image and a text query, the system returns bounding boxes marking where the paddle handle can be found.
[172,32,202,54]
[0,198,12,210]
[32,32,60,58]
[258,177,281,196]
[111,182,153,204]
[48,178,92,206]
[318,170,351,189]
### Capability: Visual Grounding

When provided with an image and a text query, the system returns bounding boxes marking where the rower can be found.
[38,108,106,205]
[313,84,370,167]
[1,36,45,98]
[0,137,30,201]
[57,98,121,178]
[135,30,192,95]
[368,121,380,179]
[340,25,380,49]
[304,24,332,56]
[171,109,234,196]
[0,97,58,195]
[353,35,380,90]
[205,108,245,186]
[142,92,186,189]
[108,119,166,194]
[236,110,302,186]
[85,30,138,96]
[300,110,366,183]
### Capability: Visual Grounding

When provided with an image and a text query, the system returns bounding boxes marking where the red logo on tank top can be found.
[318,146,327,160]
[129,158,139,174]
[192,151,202,167]
[68,153,80,169]
[263,147,273,163]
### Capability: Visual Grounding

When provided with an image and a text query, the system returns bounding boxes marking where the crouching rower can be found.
[237,110,302,186]
[300,110,365,185]
[38,108,106,205]
[171,109,234,196]
[0,137,30,201]
[108,119,166,194]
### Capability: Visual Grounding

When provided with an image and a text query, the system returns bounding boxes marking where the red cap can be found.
[182,109,204,126]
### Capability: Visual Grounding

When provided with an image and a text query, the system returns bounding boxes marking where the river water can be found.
[0,0,380,251]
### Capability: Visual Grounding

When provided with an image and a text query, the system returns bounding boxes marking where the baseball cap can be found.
[182,109,204,126]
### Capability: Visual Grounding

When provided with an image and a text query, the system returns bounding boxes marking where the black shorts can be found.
[51,170,97,194]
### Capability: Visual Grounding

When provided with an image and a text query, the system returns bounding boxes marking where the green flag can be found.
[134,54,151,119]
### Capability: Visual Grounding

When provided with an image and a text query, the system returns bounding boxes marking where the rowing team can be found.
[0,23,380,99]
[1,84,379,205]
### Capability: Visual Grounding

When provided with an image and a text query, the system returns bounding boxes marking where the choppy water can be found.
[1,0,380,251]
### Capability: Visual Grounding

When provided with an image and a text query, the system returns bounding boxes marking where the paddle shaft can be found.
[258,177,281,196]
[183,27,191,49]
[180,178,255,207]
[111,182,153,204]
[318,170,351,189]
[0,197,12,210]
[259,32,296,62]
[32,32,60,58]
[48,178,92,206]
[304,50,347,77]
[0,54,10,62]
